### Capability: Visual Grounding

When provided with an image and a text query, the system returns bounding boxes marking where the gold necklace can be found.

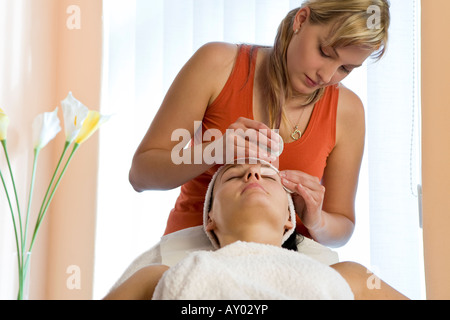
[291,125,303,141]
[287,107,306,141]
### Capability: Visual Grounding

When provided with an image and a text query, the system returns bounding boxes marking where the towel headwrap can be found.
[203,158,296,249]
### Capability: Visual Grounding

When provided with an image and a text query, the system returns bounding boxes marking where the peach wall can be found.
[46,0,103,300]
[422,0,450,300]
[0,0,58,300]
[0,0,102,300]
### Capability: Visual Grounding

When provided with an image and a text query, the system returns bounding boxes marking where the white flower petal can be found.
[61,92,89,143]
[32,108,61,150]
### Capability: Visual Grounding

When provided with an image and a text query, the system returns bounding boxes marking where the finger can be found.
[233,134,277,162]
[231,118,281,154]
[298,180,325,195]
[295,183,314,203]
[234,128,281,157]
[235,145,276,163]
[262,131,283,156]
[282,176,317,202]
[235,117,272,131]
[295,182,326,208]
[280,171,322,190]
[281,177,301,195]
[282,180,318,209]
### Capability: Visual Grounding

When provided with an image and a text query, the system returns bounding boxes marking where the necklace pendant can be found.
[291,127,302,141]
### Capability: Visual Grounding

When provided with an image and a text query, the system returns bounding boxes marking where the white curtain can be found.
[337,0,423,300]
[94,0,423,299]
[365,0,423,299]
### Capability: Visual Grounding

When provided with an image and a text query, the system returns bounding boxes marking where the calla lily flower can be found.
[75,110,111,145]
[0,94,111,299]
[32,108,61,151]
[0,108,10,141]
[61,92,89,144]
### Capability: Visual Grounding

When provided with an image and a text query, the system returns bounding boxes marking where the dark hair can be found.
[282,230,303,252]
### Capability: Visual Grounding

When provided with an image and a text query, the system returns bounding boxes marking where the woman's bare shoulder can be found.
[192,42,240,103]
[335,84,365,146]
[191,42,239,73]
[336,84,365,128]
[337,84,365,115]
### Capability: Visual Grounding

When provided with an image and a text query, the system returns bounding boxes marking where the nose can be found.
[244,165,261,182]
[317,63,338,85]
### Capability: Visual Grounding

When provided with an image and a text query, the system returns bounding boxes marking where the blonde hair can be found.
[266,0,390,129]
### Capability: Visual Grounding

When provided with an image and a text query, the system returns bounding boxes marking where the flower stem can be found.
[22,148,39,265]
[0,140,24,299]
[0,167,21,272]
[28,143,80,254]
[1,140,23,250]
[36,141,70,226]
[17,251,31,300]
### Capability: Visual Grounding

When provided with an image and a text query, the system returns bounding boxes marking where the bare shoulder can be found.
[336,84,365,142]
[337,84,365,121]
[190,42,239,103]
[178,42,239,85]
[191,42,239,78]
[195,42,239,62]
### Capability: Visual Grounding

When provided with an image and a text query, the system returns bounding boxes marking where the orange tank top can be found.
[164,44,339,238]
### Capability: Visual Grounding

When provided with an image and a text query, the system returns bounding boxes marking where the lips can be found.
[305,75,318,88]
[241,183,267,194]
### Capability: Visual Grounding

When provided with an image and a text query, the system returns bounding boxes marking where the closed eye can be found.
[320,47,351,74]
[340,66,351,74]
[319,46,330,58]
[225,175,241,182]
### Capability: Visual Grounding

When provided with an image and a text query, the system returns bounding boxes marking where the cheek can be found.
[212,189,239,223]
[287,42,305,73]
[329,72,348,86]
[287,40,322,78]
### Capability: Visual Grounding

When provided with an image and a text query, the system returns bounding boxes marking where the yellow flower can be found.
[0,108,10,141]
[74,110,111,145]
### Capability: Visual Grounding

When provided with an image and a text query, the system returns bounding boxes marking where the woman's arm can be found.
[331,262,409,300]
[103,265,169,300]
[129,42,238,192]
[281,85,365,247]
[317,85,365,246]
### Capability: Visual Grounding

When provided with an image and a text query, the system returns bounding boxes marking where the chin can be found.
[289,78,316,96]
[291,85,316,96]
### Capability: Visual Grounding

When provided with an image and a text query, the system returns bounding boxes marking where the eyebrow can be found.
[329,46,362,69]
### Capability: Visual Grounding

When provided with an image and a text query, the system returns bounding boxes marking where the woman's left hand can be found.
[280,170,325,232]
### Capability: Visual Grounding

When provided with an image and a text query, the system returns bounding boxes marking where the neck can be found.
[255,48,317,130]
[217,225,283,249]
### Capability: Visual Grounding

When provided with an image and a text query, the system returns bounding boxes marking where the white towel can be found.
[153,241,354,300]
[109,226,339,292]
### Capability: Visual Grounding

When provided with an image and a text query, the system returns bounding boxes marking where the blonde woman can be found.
[129,1,391,247]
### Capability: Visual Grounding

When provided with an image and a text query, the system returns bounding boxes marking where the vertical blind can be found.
[94,0,423,299]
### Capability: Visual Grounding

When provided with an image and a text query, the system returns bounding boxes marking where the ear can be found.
[284,203,294,233]
[284,219,294,233]
[293,7,310,32]
[205,213,217,232]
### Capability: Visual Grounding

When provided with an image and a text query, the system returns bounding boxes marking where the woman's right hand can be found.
[216,117,281,164]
